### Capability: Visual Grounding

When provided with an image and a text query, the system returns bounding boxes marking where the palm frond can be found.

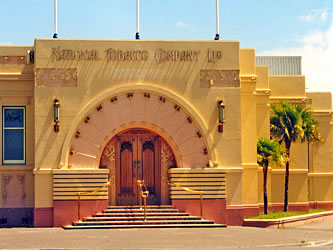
[257,137,286,167]
[270,102,321,147]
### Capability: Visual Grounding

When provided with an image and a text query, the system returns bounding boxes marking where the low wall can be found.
[53,200,108,227]
[172,199,226,225]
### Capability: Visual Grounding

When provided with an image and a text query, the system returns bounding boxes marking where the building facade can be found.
[0,39,332,227]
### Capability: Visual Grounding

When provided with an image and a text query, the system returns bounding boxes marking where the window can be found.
[2,107,25,164]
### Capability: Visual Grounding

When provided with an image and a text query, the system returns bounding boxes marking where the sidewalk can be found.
[1,221,333,249]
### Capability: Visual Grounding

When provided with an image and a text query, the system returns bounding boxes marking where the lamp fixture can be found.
[54,99,60,132]
[217,99,225,133]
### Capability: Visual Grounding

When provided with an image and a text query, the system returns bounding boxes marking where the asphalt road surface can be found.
[1,219,333,249]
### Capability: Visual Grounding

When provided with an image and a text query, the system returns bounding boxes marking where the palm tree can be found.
[300,108,323,144]
[270,102,322,212]
[257,138,286,214]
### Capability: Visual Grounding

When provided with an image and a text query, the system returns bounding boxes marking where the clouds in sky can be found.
[176,21,195,32]
[176,21,189,28]
[259,10,333,91]
[298,8,329,23]
[0,42,13,45]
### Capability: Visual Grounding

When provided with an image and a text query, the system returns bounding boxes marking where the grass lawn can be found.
[248,209,327,219]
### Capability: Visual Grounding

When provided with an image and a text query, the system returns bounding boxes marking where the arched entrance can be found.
[100,128,176,206]
[61,86,216,171]
[63,89,212,205]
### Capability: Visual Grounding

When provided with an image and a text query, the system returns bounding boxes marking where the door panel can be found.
[142,142,155,193]
[116,132,161,205]
[120,141,134,194]
[116,137,137,205]
[139,136,160,204]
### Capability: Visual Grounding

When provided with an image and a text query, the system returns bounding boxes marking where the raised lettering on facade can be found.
[51,47,222,63]
[207,49,222,63]
[105,49,148,62]
[52,47,99,61]
[154,49,200,64]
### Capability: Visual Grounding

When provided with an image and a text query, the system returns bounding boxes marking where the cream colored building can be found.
[0,39,332,227]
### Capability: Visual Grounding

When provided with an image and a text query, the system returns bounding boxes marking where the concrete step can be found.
[84,216,202,221]
[63,223,226,229]
[107,205,173,209]
[103,209,179,213]
[94,212,191,217]
[73,219,215,226]
[63,205,225,230]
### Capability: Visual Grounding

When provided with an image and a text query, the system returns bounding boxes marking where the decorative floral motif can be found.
[161,139,176,169]
[3,175,12,185]
[35,68,78,87]
[200,69,240,88]
[0,56,25,65]
[100,138,116,169]
[17,175,25,184]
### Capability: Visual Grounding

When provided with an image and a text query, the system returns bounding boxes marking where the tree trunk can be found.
[263,164,268,214]
[284,143,291,212]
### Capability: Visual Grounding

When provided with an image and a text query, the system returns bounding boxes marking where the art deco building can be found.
[0,39,332,227]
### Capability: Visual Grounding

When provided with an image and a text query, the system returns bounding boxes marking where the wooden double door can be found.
[115,131,161,205]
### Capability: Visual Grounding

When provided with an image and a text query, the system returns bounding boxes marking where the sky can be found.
[0,0,332,91]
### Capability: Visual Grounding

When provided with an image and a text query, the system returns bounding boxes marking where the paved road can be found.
[285,219,333,248]
[1,220,333,249]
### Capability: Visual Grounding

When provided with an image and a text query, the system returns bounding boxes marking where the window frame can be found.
[2,106,26,165]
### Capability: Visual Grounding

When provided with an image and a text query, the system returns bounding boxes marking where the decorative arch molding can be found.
[59,84,216,169]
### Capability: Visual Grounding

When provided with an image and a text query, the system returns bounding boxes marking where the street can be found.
[1,219,333,249]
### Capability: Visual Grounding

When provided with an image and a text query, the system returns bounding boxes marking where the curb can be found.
[243,211,333,228]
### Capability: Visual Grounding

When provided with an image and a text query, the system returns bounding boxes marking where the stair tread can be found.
[74,220,214,225]
[96,212,189,215]
[95,213,190,217]
[85,216,201,220]
[66,205,224,229]
[64,224,226,229]
[108,205,173,208]
[102,211,180,214]
[104,209,179,212]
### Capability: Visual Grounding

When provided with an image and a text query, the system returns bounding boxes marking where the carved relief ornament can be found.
[200,69,240,88]
[0,56,26,65]
[35,68,77,87]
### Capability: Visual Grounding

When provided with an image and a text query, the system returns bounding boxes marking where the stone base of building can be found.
[34,207,53,227]
[0,208,34,227]
[243,204,260,218]
[53,200,108,227]
[309,201,333,210]
[271,202,310,212]
[226,205,244,226]
[244,202,313,218]
[258,203,273,214]
[171,199,227,225]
